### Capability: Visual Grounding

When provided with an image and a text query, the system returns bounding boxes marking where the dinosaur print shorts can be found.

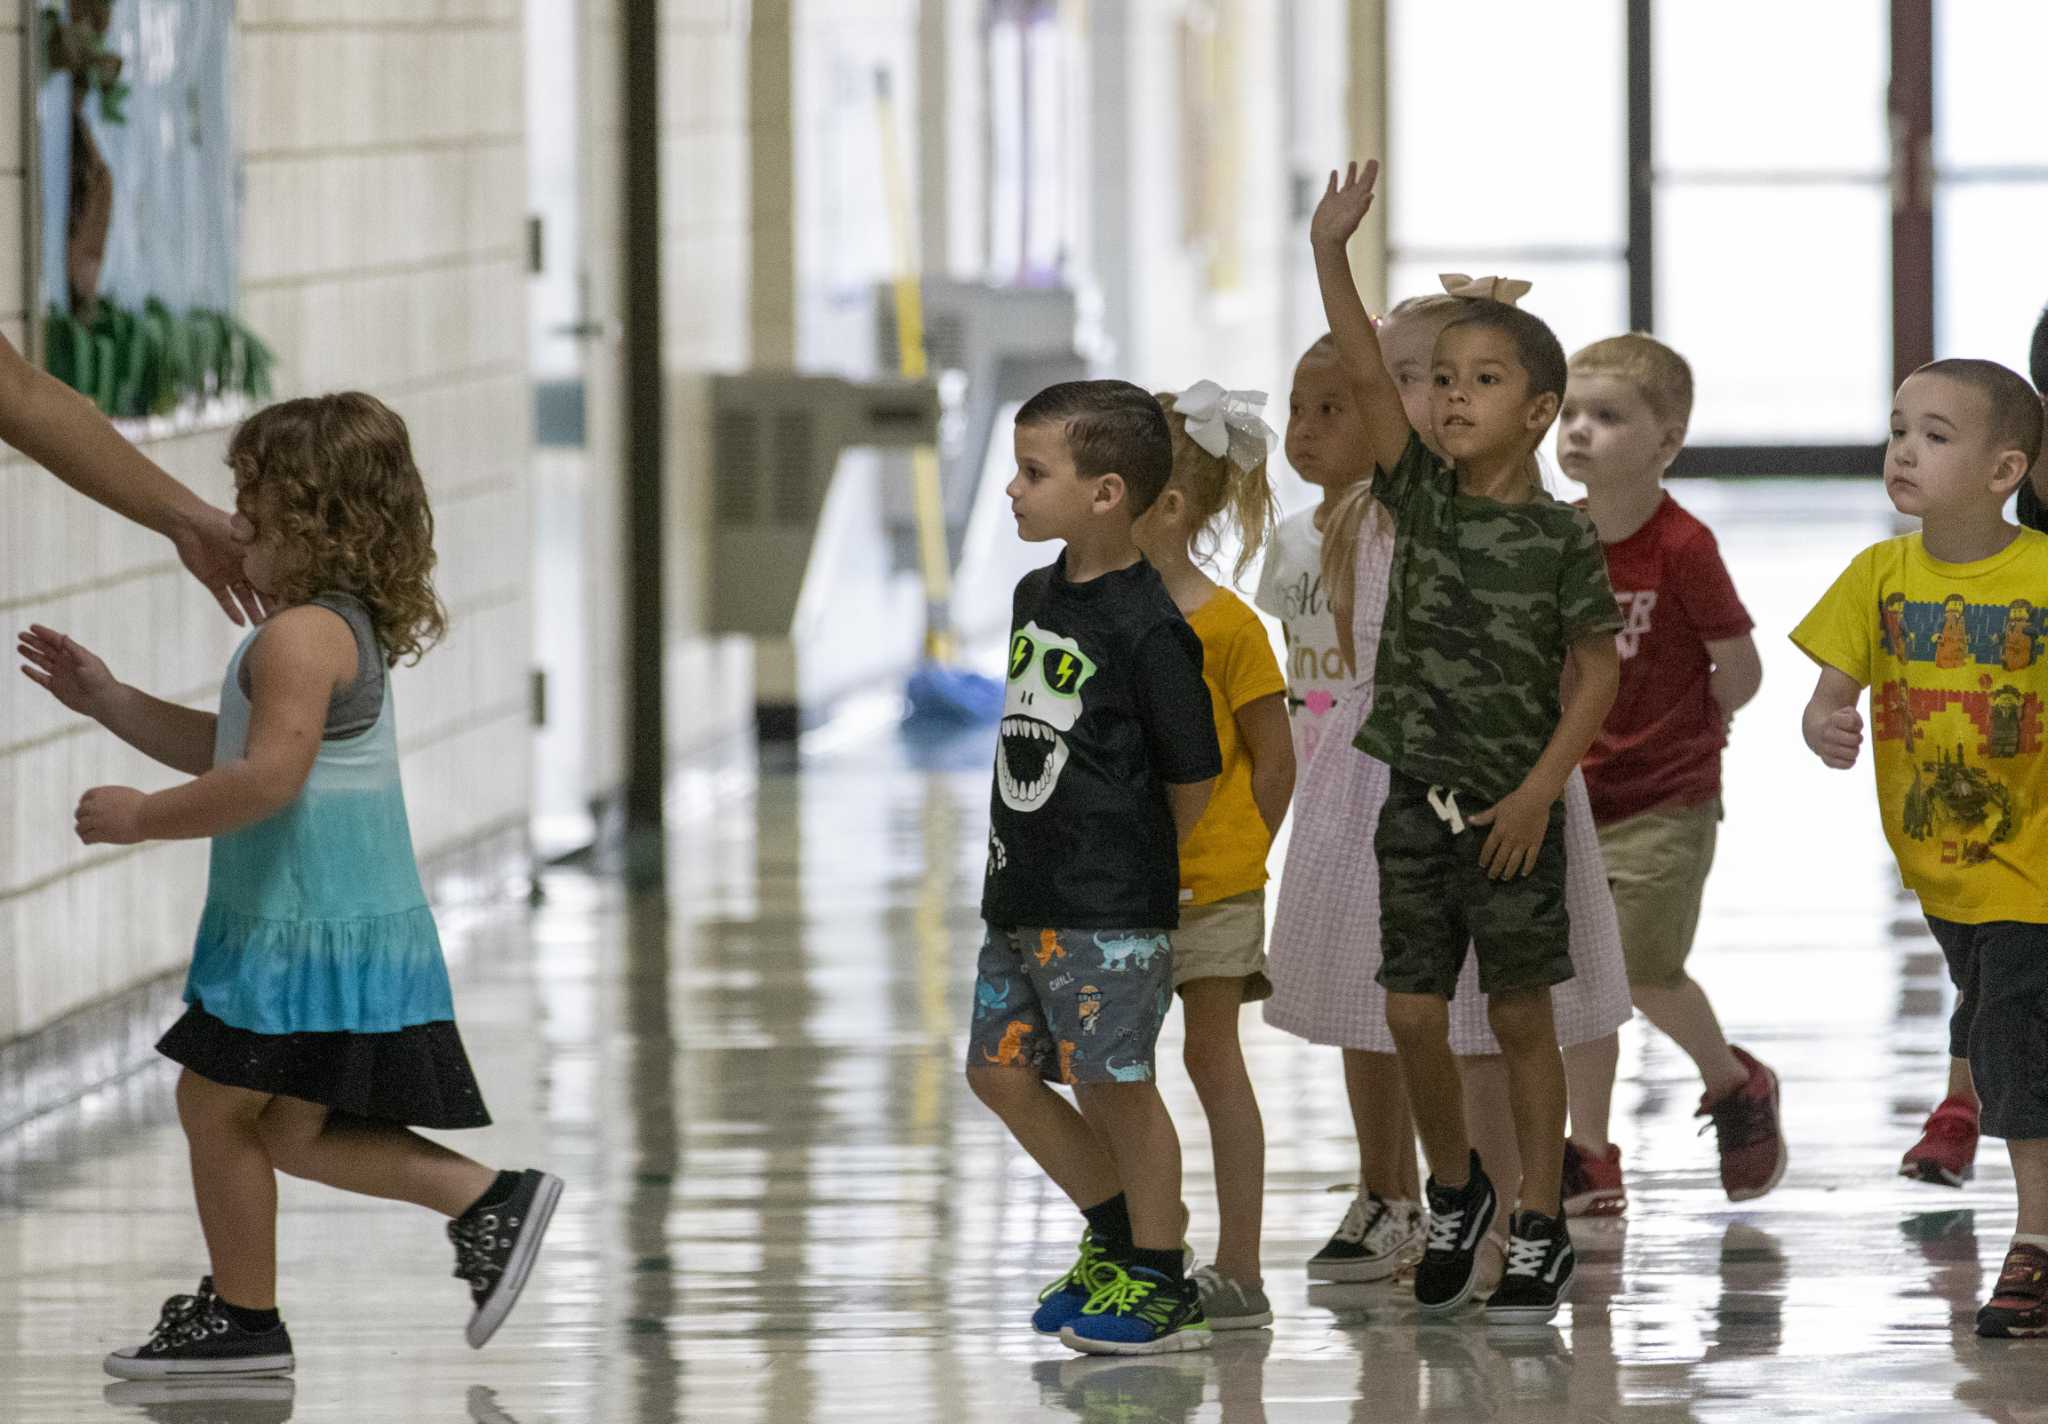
[966,924,1174,1086]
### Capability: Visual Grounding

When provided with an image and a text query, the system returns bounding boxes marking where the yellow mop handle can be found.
[875,69,954,655]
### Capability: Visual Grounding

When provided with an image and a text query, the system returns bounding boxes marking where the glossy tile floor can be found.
[5,484,2046,1423]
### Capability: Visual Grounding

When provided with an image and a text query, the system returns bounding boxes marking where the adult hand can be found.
[171,504,265,625]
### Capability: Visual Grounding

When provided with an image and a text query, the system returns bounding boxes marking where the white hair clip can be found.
[1171,380,1277,472]
[1440,272,1533,306]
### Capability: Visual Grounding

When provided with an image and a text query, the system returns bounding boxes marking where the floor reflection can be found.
[4,483,2043,1422]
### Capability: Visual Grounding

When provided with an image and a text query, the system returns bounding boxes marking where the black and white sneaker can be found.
[448,1168,565,1348]
[1486,1210,1576,1324]
[103,1278,295,1379]
[1415,1154,1498,1313]
[1308,1192,1425,1283]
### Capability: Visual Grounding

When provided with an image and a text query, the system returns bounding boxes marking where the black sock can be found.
[1131,1246,1184,1283]
[463,1169,524,1219]
[1080,1192,1134,1254]
[217,1299,281,1333]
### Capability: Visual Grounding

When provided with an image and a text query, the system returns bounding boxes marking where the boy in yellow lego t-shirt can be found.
[1793,357,2048,1340]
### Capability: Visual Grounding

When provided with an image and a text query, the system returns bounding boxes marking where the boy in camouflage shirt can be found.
[1312,162,1621,1324]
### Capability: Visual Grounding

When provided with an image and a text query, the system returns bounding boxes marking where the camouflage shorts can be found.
[965,925,1173,1086]
[1375,769,1575,999]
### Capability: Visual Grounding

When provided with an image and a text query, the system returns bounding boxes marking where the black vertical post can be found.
[1890,0,1935,387]
[622,0,666,890]
[1625,0,1654,334]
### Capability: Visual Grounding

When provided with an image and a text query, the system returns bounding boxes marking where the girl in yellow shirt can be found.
[1135,383,1295,1330]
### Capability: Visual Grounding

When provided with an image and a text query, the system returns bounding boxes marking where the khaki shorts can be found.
[1597,799,1719,989]
[1172,889,1273,1001]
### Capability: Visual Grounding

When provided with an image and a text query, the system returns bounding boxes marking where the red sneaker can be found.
[1976,1243,2048,1339]
[1899,1094,1979,1188]
[1561,1140,1626,1217]
[1696,1046,1785,1202]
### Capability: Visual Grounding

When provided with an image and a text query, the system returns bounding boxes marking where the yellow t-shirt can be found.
[1791,529,2048,924]
[1178,589,1290,905]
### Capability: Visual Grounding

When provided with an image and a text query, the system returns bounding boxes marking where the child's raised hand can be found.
[1468,783,1552,880]
[1809,705,1864,770]
[17,625,119,720]
[1310,160,1380,250]
[75,786,147,845]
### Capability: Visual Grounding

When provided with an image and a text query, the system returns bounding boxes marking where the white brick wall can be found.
[0,5,532,1043]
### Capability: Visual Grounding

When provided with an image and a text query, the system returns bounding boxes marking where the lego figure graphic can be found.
[2002,599,2036,672]
[1936,593,1970,669]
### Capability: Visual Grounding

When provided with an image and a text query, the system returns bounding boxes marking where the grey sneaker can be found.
[1191,1265,1273,1331]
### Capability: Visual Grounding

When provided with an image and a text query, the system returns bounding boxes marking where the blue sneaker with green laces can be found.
[1059,1264,1213,1355]
[1032,1230,1118,1335]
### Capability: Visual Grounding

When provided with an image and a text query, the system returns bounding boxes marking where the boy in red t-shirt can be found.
[1558,334,1787,1203]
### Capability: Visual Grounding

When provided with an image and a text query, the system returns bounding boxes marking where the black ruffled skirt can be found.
[158,1001,492,1129]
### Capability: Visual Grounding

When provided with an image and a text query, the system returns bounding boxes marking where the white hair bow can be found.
[1171,380,1277,472]
[1440,272,1532,306]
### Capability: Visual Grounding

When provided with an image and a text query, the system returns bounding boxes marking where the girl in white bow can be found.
[1131,382,1295,1330]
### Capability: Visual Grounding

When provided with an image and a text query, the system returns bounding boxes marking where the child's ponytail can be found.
[1157,383,1281,588]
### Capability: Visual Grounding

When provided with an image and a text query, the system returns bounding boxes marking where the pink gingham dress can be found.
[1263,519,1631,1053]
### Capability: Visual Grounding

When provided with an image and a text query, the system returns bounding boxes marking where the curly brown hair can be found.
[228,392,448,666]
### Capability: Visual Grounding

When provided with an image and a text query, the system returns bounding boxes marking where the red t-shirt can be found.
[1581,495,1754,825]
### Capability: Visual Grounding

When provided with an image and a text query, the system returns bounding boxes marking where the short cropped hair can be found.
[1015,379,1174,515]
[1913,358,2045,468]
[1438,304,1568,402]
[1568,333,1695,429]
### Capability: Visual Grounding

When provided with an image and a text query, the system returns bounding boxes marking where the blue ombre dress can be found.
[156,594,489,1128]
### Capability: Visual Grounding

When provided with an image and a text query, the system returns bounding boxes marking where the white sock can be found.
[2014,1233,2048,1252]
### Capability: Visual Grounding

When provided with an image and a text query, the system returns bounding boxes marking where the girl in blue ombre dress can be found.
[18,393,561,1380]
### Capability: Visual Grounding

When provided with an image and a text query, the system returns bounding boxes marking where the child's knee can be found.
[174,1069,263,1135]
[1385,993,1448,1043]
[1181,1034,1244,1092]
[966,1063,1036,1112]
[1485,990,1555,1050]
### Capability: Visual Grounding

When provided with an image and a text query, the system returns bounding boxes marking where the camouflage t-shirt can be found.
[1354,433,1621,804]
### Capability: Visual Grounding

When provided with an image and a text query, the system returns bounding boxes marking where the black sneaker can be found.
[1416,1154,1497,1313]
[1487,1210,1576,1324]
[448,1168,565,1348]
[102,1278,295,1379]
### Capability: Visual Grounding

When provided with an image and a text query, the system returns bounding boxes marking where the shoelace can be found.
[146,1291,221,1351]
[1699,1089,1772,1153]
[1081,1267,1170,1322]
[1338,1194,1389,1246]
[1503,1235,1550,1280]
[1040,1236,1111,1302]
[448,1214,504,1291]
[1425,1205,1467,1255]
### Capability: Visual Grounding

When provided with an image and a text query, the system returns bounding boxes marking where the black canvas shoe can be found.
[1415,1154,1498,1313]
[449,1168,565,1348]
[103,1278,295,1379]
[1487,1210,1577,1324]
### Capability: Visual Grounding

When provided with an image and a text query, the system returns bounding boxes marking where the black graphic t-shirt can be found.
[981,553,1222,930]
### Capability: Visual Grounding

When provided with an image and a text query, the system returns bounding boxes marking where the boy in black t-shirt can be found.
[968,380,1222,1356]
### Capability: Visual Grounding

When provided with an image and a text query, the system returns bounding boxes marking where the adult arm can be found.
[0,330,261,623]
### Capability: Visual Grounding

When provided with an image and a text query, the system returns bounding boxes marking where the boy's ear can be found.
[1657,422,1688,469]
[1989,447,2032,498]
[1092,471,1128,514]
[1525,391,1561,431]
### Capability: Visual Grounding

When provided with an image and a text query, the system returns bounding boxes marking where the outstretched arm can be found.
[0,331,262,624]
[1309,161,1413,476]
